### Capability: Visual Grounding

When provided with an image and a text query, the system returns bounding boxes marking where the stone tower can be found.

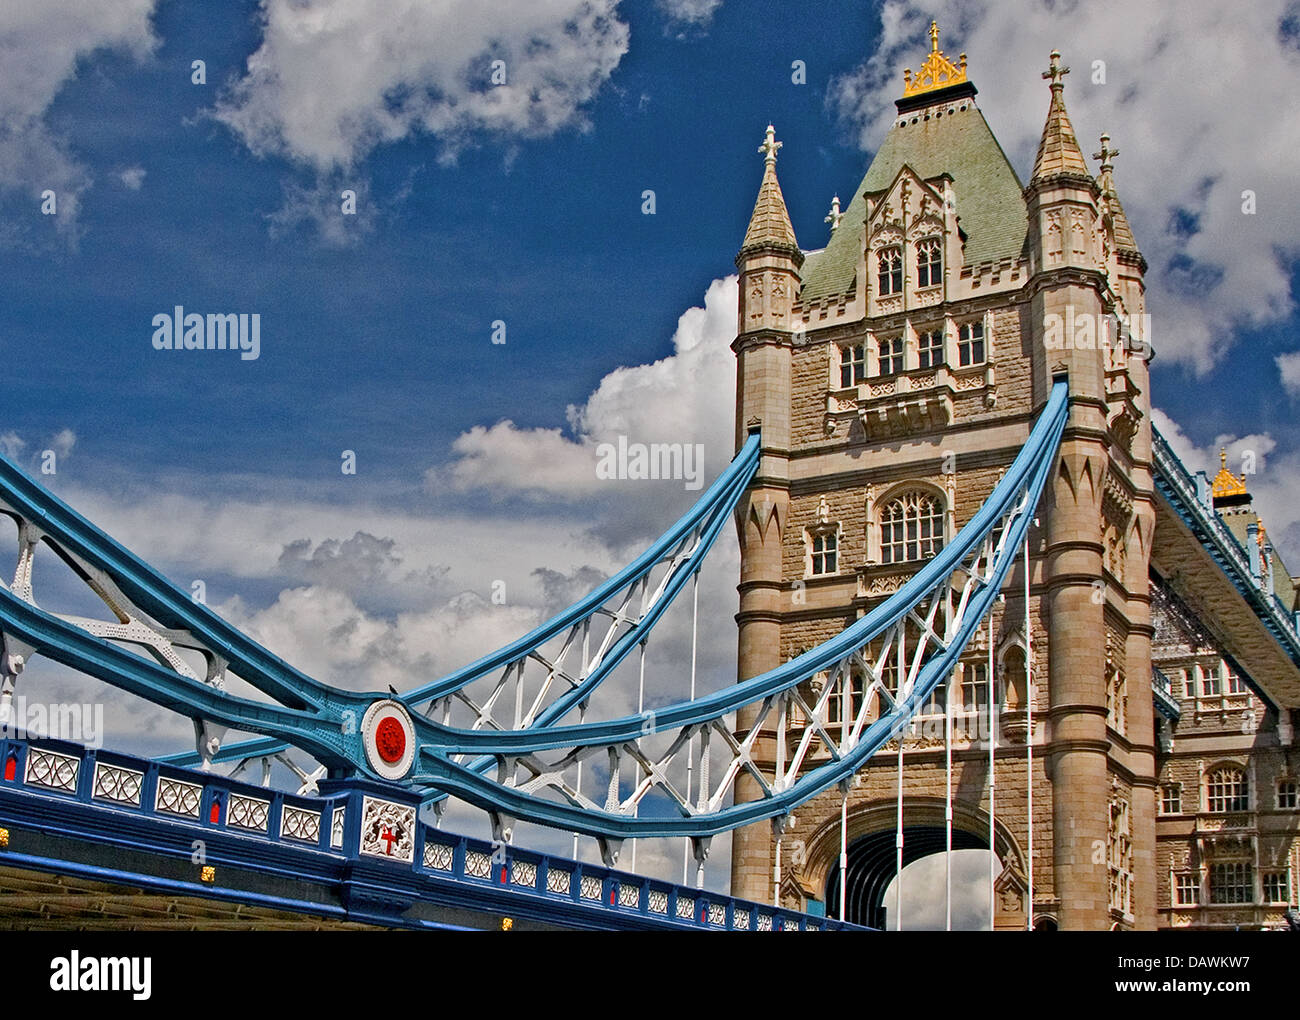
[730,25,1158,930]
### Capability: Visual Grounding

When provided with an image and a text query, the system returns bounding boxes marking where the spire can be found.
[1092,133,1139,252]
[739,124,801,259]
[1031,50,1090,181]
[824,194,842,234]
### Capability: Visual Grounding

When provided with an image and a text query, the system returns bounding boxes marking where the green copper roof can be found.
[801,104,1029,301]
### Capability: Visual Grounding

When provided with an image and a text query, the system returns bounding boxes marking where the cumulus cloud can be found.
[435,274,739,546]
[214,0,630,172]
[0,0,158,239]
[831,0,1300,374]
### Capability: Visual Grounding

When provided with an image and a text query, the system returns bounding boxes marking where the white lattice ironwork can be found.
[464,850,492,879]
[92,761,142,805]
[648,889,668,915]
[155,775,202,817]
[24,747,78,793]
[757,914,773,931]
[424,841,455,872]
[733,906,750,929]
[707,902,726,926]
[675,895,694,920]
[579,874,602,901]
[618,883,639,908]
[280,804,320,842]
[229,794,269,832]
[510,860,537,889]
[546,867,571,895]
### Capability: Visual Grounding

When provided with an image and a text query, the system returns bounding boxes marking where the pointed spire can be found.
[739,124,801,259]
[1093,133,1139,252]
[1031,50,1090,181]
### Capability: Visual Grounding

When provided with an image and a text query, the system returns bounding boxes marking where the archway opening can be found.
[825,825,991,929]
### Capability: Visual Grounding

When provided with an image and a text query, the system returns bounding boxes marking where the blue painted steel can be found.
[406,382,1070,836]
[0,736,858,931]
[154,434,761,769]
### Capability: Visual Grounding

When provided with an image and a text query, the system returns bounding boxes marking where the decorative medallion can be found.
[361,699,416,780]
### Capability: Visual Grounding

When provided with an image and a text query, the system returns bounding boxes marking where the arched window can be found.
[1206,766,1248,813]
[879,490,944,564]
[877,246,902,295]
[807,528,838,576]
[917,328,944,370]
[916,237,942,288]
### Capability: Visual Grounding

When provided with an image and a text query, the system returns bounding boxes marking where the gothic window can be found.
[1173,873,1199,906]
[1160,784,1182,815]
[1108,798,1133,915]
[1209,860,1253,904]
[957,321,985,366]
[877,335,904,376]
[1263,871,1291,904]
[809,530,838,576]
[920,674,948,717]
[960,662,990,713]
[1206,766,1248,813]
[1224,665,1248,695]
[879,489,944,565]
[839,344,866,388]
[917,329,944,370]
[826,667,867,726]
[1278,779,1298,810]
[1106,668,1128,735]
[1199,663,1220,698]
[877,246,903,295]
[916,237,943,288]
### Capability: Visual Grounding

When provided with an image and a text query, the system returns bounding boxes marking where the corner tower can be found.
[730,25,1157,930]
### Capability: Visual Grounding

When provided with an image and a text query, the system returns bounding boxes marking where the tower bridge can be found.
[0,25,1297,932]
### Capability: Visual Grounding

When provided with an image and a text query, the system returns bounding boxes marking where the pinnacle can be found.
[1030,50,1090,182]
[739,124,801,259]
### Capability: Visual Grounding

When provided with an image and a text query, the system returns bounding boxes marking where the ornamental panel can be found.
[24,747,79,793]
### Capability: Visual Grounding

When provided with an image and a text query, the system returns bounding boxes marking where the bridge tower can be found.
[731,25,1158,929]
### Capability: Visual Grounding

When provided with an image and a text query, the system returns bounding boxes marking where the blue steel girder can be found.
[0,434,760,783]
[0,381,1070,844]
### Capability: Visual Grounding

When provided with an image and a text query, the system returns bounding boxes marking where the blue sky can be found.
[1,0,1298,910]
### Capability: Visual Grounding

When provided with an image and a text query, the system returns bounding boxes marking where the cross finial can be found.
[1093,133,1119,174]
[1221,448,1228,470]
[1043,49,1069,90]
[929,19,940,52]
[759,123,782,165]
[824,195,842,232]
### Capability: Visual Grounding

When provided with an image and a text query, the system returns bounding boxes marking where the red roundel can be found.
[374,716,407,764]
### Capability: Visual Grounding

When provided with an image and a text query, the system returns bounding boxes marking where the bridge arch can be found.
[801,798,1026,930]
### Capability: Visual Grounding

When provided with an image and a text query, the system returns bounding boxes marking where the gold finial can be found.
[902,20,968,97]
[1212,448,1248,500]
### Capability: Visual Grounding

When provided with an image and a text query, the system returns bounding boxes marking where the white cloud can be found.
[0,1,158,237]
[214,0,630,172]
[656,0,723,34]
[436,274,739,546]
[1152,407,1300,567]
[831,0,1300,373]
[1278,351,1300,398]
[117,165,146,190]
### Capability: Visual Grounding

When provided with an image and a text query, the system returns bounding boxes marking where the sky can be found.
[0,0,1297,926]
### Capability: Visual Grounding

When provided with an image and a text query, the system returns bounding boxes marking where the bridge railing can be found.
[1151,424,1300,664]
[0,736,858,931]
